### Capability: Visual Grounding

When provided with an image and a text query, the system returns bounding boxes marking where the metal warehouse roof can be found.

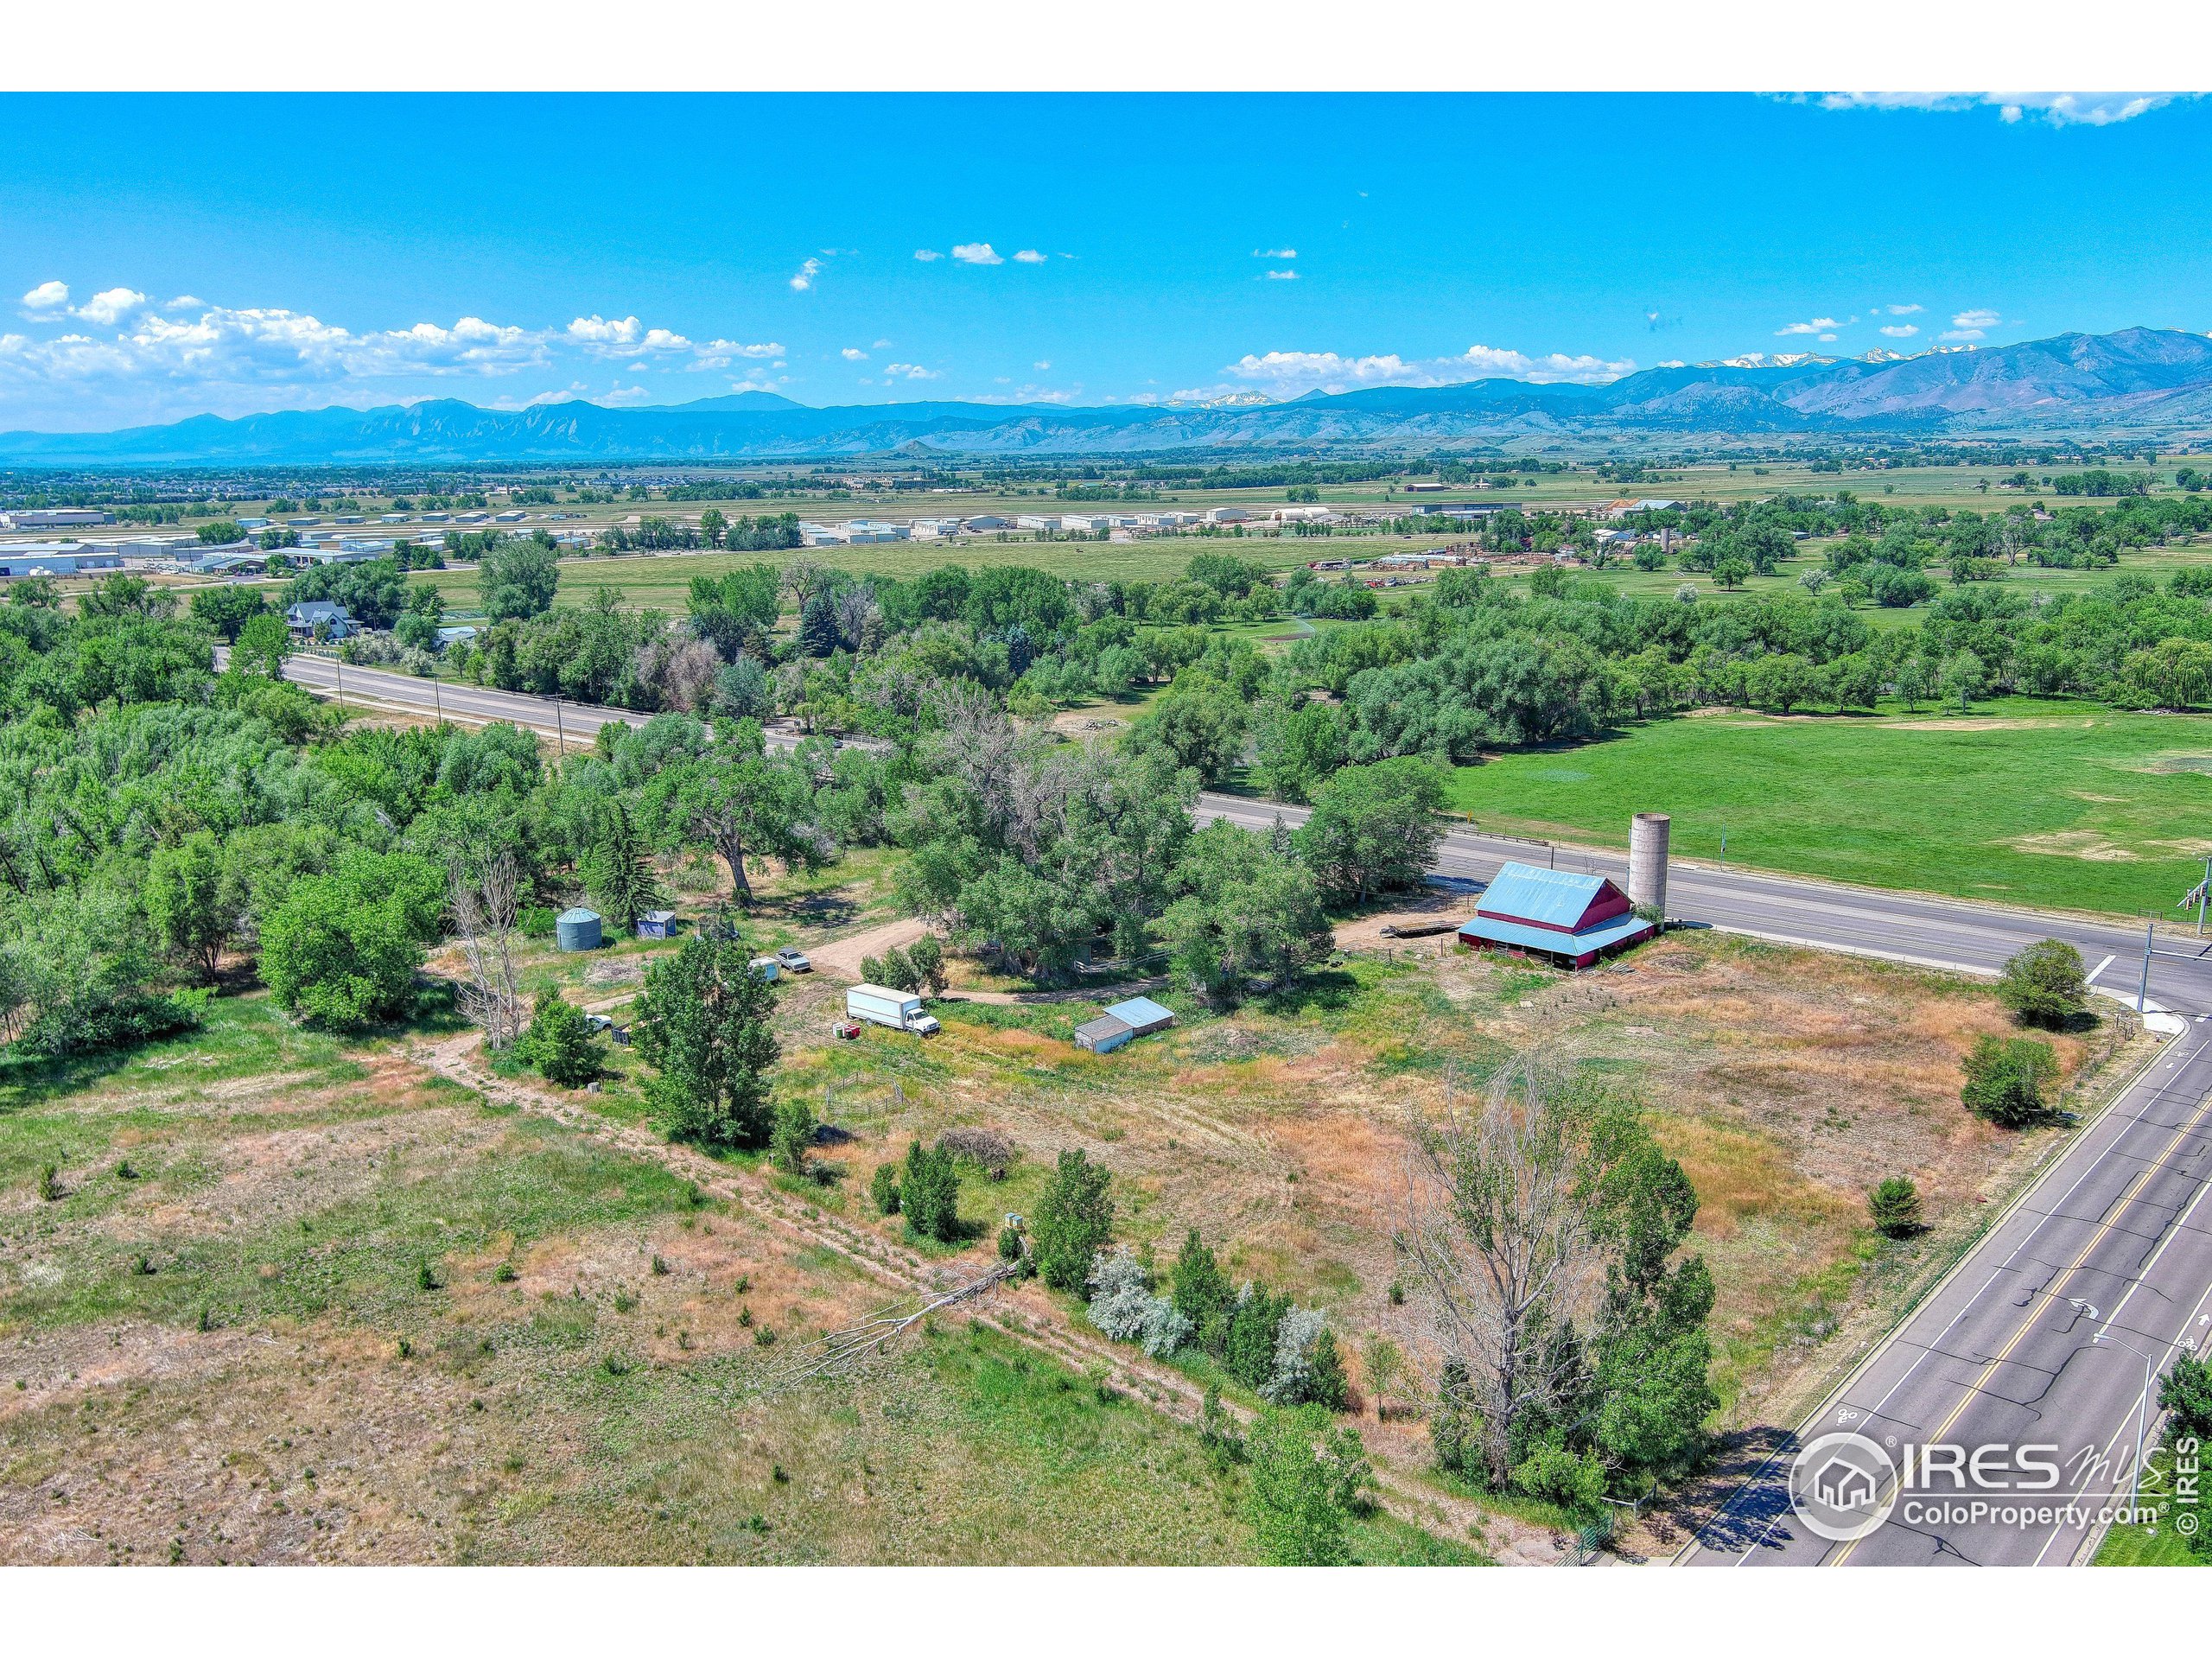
[1477,862,1610,930]
[1104,996,1176,1031]
[1458,912,1654,957]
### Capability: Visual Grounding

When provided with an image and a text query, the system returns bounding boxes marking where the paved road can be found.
[265,658,2212,1562]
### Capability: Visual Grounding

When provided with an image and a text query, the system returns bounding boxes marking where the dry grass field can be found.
[2,825,2154,1566]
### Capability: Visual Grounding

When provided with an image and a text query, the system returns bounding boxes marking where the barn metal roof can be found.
[1476,861,1611,930]
[1458,912,1654,957]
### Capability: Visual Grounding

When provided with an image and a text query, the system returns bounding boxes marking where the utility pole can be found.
[2198,854,2210,938]
[433,676,443,728]
[334,658,344,714]
[554,696,566,758]
[2139,918,2155,1014]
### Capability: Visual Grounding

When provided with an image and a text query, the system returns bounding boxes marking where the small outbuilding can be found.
[636,909,677,940]
[556,906,603,952]
[1456,862,1655,969]
[1073,995,1178,1054]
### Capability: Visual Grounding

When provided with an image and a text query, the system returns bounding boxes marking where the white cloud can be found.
[1033,360,1051,370]
[73,287,149,326]
[164,295,203,311]
[912,250,942,262]
[873,338,893,349]
[1885,303,1923,315]
[20,281,69,316]
[842,346,868,360]
[1818,334,1838,342]
[950,243,1003,266]
[1188,342,1635,400]
[790,257,824,291]
[1880,323,1920,338]
[1013,249,1047,264]
[884,362,938,380]
[599,384,655,406]
[1777,316,1845,336]
[1255,248,1297,259]
[1941,307,2005,341]
[1814,91,2187,127]
[564,315,696,358]
[1265,270,1300,281]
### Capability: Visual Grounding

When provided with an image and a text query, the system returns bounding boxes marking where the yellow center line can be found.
[1827,1074,2212,1565]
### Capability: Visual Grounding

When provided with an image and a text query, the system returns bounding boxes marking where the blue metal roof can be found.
[1478,861,1608,930]
[1459,912,1654,957]
[1104,996,1176,1029]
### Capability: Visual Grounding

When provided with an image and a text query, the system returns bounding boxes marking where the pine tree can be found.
[586,799,665,933]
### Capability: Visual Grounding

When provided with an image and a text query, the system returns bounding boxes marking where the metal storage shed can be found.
[636,909,676,940]
[556,907,603,952]
[1103,996,1177,1036]
[1073,1014,1135,1054]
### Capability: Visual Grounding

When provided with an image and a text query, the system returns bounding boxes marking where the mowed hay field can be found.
[1447,701,2212,915]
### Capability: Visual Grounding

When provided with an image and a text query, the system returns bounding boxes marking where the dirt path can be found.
[401,1027,1562,1566]
[806,918,929,981]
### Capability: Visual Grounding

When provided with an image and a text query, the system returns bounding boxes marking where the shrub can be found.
[870,1162,901,1216]
[1171,1228,1233,1351]
[1512,1441,1608,1516]
[1225,1282,1292,1390]
[1243,1406,1353,1565]
[516,995,601,1087]
[997,1222,1025,1262]
[2159,1352,2212,1441]
[37,1164,61,1203]
[1263,1306,1347,1408]
[1961,1033,2058,1128]
[770,1097,817,1177]
[1086,1246,1193,1357]
[938,1126,1014,1180]
[1997,939,2088,1028]
[1868,1176,1923,1238]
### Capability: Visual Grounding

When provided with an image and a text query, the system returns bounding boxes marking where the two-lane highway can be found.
[267,656,2212,1563]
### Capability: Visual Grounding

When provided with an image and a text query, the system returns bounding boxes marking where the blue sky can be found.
[1,92,2208,430]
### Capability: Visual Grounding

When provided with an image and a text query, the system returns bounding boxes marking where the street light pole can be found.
[2139,918,2155,1014]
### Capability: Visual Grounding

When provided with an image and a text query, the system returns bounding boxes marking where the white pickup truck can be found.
[845,983,940,1037]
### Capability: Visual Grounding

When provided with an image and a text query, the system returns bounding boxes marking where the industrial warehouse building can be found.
[1456,862,1657,969]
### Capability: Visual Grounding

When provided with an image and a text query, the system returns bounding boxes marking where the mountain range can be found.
[5,327,2211,466]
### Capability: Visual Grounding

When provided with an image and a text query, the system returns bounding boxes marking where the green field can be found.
[1445,700,2212,916]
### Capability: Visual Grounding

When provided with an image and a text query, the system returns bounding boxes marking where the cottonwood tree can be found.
[631,932,781,1147]
[448,852,526,1051]
[1398,1045,1713,1493]
[638,719,830,905]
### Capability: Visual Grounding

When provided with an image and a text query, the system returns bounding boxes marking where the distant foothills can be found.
[5,327,2212,466]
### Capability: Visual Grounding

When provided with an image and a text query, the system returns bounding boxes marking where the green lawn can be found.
[1445,700,2212,916]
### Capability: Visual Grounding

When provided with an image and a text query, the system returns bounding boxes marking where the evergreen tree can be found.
[632,933,780,1147]
[900,1139,960,1242]
[1171,1228,1232,1350]
[1030,1148,1115,1292]
[585,799,666,932]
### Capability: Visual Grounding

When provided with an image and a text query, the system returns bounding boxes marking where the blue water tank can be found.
[556,907,603,952]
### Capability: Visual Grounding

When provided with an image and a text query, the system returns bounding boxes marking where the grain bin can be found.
[556,906,603,952]
[1628,813,1671,917]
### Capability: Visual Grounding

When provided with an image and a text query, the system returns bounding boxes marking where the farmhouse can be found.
[1456,861,1656,969]
[285,600,354,640]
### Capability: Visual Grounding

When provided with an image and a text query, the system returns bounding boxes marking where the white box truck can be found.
[845,983,940,1037]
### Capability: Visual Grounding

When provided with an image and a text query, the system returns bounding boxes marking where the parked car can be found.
[775,947,813,973]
